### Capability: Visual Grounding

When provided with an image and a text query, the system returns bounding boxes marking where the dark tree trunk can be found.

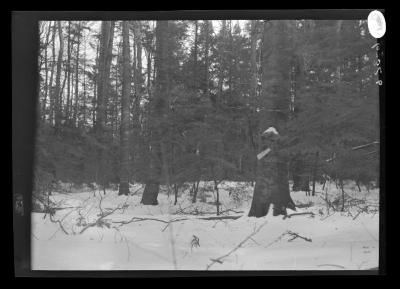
[132,21,143,145]
[191,181,200,203]
[174,184,178,205]
[204,21,210,100]
[95,21,115,136]
[92,39,100,129]
[66,21,71,122]
[141,182,160,205]
[119,21,132,196]
[292,155,310,194]
[356,180,362,192]
[248,20,296,218]
[248,149,296,217]
[141,21,170,205]
[217,20,226,105]
[82,37,87,126]
[95,21,115,190]
[311,151,319,196]
[340,179,345,212]
[214,180,220,215]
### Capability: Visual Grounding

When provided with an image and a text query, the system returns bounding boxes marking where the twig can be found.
[79,204,125,234]
[320,212,335,221]
[286,230,312,242]
[206,220,268,270]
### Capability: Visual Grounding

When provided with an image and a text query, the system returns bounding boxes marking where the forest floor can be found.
[31,181,379,270]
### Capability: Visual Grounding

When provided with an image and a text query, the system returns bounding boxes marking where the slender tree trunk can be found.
[66,21,71,122]
[133,21,143,135]
[193,20,198,89]
[82,34,87,127]
[42,22,52,122]
[92,38,100,129]
[146,50,152,95]
[250,20,258,108]
[204,21,210,100]
[119,21,132,196]
[214,179,220,215]
[217,20,226,106]
[73,22,81,126]
[54,21,64,132]
[340,179,345,211]
[311,151,319,196]
[228,21,233,95]
[49,22,56,125]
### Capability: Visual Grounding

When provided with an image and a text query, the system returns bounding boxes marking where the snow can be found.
[262,127,279,136]
[31,181,379,270]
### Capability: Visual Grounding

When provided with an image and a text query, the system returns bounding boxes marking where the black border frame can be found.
[12,9,386,277]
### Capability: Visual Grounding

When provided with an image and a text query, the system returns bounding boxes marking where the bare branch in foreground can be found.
[206,220,268,270]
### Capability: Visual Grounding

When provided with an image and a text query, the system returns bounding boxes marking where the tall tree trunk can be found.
[119,21,132,196]
[193,20,198,89]
[95,21,115,137]
[146,50,152,95]
[95,21,115,189]
[217,20,226,106]
[228,21,233,95]
[73,22,81,126]
[54,21,64,133]
[204,20,210,100]
[66,21,71,122]
[92,39,99,129]
[133,21,143,133]
[141,21,170,205]
[42,22,52,122]
[82,34,87,127]
[250,20,258,107]
[49,22,56,125]
[248,20,296,217]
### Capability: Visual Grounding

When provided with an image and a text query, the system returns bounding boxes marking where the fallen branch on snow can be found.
[112,215,243,230]
[286,230,312,242]
[317,263,346,269]
[283,212,315,220]
[206,220,268,270]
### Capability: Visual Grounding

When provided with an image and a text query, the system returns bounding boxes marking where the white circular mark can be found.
[368,10,386,38]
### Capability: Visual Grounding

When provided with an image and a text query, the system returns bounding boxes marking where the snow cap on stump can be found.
[262,127,279,136]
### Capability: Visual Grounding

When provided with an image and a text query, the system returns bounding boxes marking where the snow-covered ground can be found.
[31,181,379,270]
